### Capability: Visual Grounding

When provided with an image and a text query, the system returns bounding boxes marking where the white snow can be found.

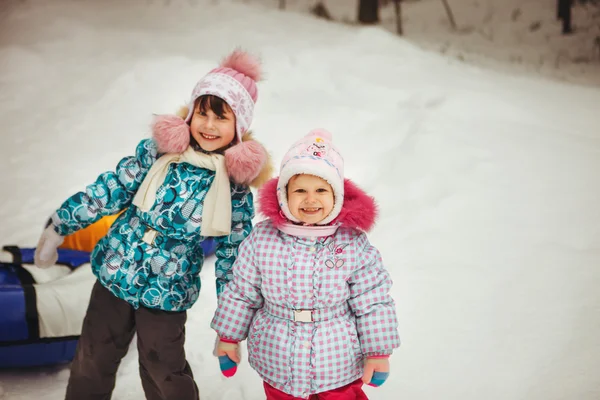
[0,0,599,399]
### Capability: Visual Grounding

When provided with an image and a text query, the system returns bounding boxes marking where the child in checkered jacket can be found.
[211,129,400,399]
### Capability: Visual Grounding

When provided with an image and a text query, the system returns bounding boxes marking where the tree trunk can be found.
[441,0,457,30]
[559,0,573,34]
[279,0,285,10]
[358,0,380,24]
[394,0,403,35]
[311,1,333,20]
[557,0,563,20]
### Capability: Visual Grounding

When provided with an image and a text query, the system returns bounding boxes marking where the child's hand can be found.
[34,226,64,268]
[216,338,240,377]
[362,357,390,387]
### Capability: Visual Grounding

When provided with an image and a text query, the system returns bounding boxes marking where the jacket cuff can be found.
[49,212,67,236]
[367,354,390,359]
[220,338,239,344]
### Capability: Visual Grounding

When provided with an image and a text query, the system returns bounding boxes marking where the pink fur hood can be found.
[258,177,378,232]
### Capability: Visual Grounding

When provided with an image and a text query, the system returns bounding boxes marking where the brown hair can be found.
[194,95,233,119]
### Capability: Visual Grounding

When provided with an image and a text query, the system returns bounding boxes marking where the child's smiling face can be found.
[189,96,236,152]
[287,174,334,225]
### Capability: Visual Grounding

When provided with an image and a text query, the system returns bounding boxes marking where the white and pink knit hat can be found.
[277,129,344,225]
[152,49,268,186]
[184,50,260,143]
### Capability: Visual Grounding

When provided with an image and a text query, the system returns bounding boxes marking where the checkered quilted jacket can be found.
[211,178,400,397]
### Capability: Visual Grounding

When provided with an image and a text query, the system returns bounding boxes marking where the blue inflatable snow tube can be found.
[0,239,217,368]
[0,246,89,368]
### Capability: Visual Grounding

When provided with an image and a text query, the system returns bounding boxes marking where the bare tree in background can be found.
[310,1,333,20]
[441,0,457,30]
[358,0,380,24]
[393,0,403,35]
[279,0,285,10]
[557,0,573,34]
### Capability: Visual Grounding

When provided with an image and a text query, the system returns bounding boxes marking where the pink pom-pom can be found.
[152,114,190,154]
[225,140,267,185]
[220,49,262,81]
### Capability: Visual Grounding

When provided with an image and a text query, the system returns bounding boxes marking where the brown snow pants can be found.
[65,280,199,400]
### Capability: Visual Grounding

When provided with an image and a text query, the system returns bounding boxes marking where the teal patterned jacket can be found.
[50,139,254,311]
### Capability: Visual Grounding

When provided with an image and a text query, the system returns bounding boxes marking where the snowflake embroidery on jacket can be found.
[324,240,349,269]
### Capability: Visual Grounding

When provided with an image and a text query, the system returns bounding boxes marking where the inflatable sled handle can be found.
[2,245,22,266]
[2,245,91,269]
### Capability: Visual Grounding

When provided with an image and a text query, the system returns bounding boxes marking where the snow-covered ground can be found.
[0,0,599,399]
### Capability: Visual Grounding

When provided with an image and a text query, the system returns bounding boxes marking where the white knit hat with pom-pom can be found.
[184,49,261,143]
[151,49,269,186]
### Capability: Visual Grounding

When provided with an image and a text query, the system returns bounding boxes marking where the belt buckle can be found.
[141,227,159,246]
[293,309,313,323]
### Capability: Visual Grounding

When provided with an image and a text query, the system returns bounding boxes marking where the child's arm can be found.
[211,229,263,340]
[347,233,400,385]
[51,139,158,236]
[211,230,263,376]
[35,139,158,268]
[213,184,254,297]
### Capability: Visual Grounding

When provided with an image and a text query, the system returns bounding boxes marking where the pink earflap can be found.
[152,113,269,186]
[152,115,190,154]
[225,140,268,185]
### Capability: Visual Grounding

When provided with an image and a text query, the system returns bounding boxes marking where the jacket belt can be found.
[264,301,350,323]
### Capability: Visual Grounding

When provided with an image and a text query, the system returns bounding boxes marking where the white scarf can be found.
[132,146,232,237]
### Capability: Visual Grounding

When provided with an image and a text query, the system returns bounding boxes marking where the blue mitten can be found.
[218,355,238,377]
[214,336,240,378]
[363,357,390,387]
[368,371,389,387]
